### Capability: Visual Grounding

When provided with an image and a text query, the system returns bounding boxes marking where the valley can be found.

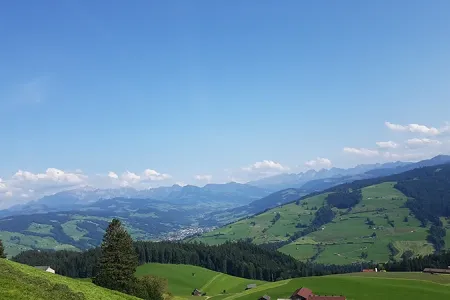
[2,156,450,264]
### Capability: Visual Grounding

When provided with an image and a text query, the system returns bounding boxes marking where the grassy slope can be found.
[137,263,450,300]
[191,194,329,246]
[224,273,450,300]
[136,263,265,296]
[0,259,139,300]
[194,182,437,263]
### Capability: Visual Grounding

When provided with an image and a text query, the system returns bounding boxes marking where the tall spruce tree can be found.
[93,218,138,293]
[0,239,6,258]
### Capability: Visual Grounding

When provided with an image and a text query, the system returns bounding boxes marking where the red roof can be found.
[292,288,313,299]
[362,269,374,272]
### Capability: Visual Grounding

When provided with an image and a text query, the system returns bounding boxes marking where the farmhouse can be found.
[290,287,346,300]
[423,268,450,274]
[291,287,313,300]
[34,266,55,274]
[361,267,379,272]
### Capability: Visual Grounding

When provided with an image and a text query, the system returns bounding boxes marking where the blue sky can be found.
[1,1,450,206]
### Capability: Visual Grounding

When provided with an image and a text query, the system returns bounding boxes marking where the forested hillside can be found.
[192,164,450,264]
[13,241,372,281]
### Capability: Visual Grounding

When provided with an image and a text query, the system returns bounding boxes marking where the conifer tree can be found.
[93,218,138,293]
[0,239,6,258]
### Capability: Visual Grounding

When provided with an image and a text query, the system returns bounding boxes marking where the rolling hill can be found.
[135,263,450,300]
[5,258,450,300]
[0,259,138,300]
[191,163,450,264]
[136,263,266,296]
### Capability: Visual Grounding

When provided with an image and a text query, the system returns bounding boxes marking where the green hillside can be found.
[135,263,450,300]
[192,180,441,264]
[218,272,450,300]
[137,263,450,300]
[136,263,266,296]
[0,259,138,300]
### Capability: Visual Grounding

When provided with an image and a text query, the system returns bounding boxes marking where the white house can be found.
[35,266,55,274]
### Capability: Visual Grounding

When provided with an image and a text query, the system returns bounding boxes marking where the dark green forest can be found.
[385,250,450,272]
[13,241,374,281]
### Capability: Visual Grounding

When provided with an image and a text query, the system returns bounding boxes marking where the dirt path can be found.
[200,274,223,292]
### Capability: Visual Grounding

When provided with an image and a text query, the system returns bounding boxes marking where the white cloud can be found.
[13,168,85,183]
[0,167,173,209]
[108,171,119,179]
[194,175,213,182]
[142,169,171,181]
[242,160,289,172]
[376,141,398,149]
[121,171,141,182]
[304,157,332,169]
[343,147,379,157]
[406,138,442,148]
[385,121,440,135]
[0,178,6,191]
[175,181,187,187]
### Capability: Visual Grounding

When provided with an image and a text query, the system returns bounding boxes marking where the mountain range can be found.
[248,161,413,191]
[0,182,271,218]
[3,155,450,220]
[1,154,450,259]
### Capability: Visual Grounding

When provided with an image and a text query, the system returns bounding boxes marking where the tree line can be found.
[13,236,374,282]
[385,250,450,272]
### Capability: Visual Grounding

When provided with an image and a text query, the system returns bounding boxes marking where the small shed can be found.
[259,295,270,300]
[246,284,257,290]
[34,266,55,274]
[423,268,450,274]
[192,289,202,296]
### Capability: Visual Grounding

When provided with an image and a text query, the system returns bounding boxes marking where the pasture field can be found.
[136,264,450,300]
[223,273,450,300]
[194,182,438,264]
[136,263,265,296]
[192,194,328,246]
[0,259,139,300]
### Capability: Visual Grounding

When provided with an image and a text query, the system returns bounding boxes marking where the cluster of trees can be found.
[13,219,167,300]
[260,206,336,251]
[271,212,281,225]
[326,189,362,209]
[14,229,375,283]
[0,239,5,258]
[385,250,450,272]
[428,223,446,252]
[393,166,450,251]
[93,219,168,299]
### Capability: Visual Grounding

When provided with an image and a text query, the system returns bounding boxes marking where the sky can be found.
[1,1,450,208]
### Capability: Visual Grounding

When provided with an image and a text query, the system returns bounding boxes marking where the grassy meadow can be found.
[0,259,139,300]
[136,263,450,300]
[136,263,265,296]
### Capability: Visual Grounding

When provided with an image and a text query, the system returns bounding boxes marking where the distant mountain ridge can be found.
[0,182,272,218]
[204,155,450,225]
[247,161,412,191]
